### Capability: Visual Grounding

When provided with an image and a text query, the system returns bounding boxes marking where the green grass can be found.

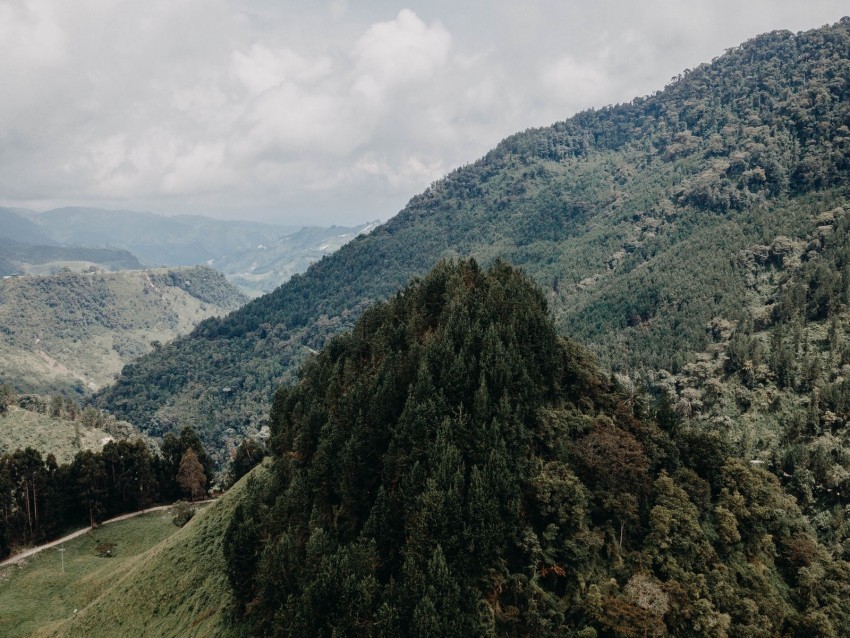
[0,406,117,464]
[0,510,180,637]
[10,468,263,638]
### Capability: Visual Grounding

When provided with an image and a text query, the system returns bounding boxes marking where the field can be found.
[0,510,181,637]
[0,468,258,637]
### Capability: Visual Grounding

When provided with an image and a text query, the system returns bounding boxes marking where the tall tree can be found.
[176,449,206,502]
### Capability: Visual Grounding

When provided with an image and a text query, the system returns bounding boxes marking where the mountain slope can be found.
[224,259,850,636]
[0,208,55,245]
[0,267,247,396]
[98,19,850,454]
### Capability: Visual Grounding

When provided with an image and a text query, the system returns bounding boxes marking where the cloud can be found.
[0,1,847,224]
[352,9,451,103]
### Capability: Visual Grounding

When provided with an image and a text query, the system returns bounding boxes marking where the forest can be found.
[95,19,850,468]
[0,423,216,559]
[223,259,850,637]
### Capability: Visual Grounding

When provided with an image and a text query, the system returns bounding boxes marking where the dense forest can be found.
[97,19,850,466]
[224,260,850,637]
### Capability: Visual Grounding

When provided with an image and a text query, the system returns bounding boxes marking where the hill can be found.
[22,474,256,638]
[0,266,247,396]
[1,206,377,294]
[0,402,138,464]
[223,259,850,636]
[0,208,54,246]
[0,238,142,276]
[97,19,850,456]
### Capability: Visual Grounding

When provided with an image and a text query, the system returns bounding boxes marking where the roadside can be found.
[0,499,214,568]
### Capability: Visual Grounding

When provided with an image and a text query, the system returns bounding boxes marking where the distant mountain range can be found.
[0,206,377,293]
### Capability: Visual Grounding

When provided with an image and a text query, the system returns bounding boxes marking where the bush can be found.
[171,500,196,527]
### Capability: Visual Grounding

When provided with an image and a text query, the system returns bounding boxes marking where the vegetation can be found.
[0,510,181,638]
[29,471,256,638]
[0,393,140,464]
[224,259,850,636]
[97,19,850,467]
[0,237,141,276]
[0,426,210,559]
[0,265,247,397]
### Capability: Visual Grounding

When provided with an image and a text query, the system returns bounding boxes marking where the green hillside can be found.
[224,259,850,636]
[97,19,850,458]
[26,474,255,638]
[0,266,247,396]
[0,403,138,464]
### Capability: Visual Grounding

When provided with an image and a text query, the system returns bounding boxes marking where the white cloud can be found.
[0,1,847,225]
[352,9,451,103]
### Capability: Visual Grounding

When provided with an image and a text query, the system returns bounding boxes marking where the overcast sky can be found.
[1,1,847,225]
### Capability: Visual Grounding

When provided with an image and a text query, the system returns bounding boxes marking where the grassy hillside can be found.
[23,471,259,638]
[0,266,247,396]
[97,19,850,457]
[0,405,137,464]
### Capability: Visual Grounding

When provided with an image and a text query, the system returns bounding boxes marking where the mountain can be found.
[223,260,849,636]
[0,207,55,245]
[30,207,295,268]
[214,221,381,295]
[0,237,142,276]
[97,19,850,460]
[0,266,247,399]
[16,206,377,293]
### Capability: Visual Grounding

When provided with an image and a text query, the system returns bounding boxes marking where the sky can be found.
[1,1,848,226]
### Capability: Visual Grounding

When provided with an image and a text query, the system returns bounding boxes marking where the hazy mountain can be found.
[0,266,247,398]
[0,207,55,245]
[0,237,142,276]
[31,207,295,268]
[213,221,381,295]
[97,19,850,459]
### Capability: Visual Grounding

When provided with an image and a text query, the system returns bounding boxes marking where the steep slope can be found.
[0,267,247,396]
[32,471,257,638]
[98,20,850,454]
[224,260,850,636]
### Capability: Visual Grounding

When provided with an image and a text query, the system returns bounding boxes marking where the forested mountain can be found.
[98,19,850,460]
[224,260,850,636]
[0,267,246,399]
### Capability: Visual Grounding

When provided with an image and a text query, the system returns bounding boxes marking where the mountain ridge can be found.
[97,19,850,454]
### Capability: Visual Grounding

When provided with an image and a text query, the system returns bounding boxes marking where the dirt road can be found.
[0,500,213,568]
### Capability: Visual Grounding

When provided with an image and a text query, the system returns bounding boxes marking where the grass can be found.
[0,510,180,637]
[0,407,116,464]
[3,466,265,638]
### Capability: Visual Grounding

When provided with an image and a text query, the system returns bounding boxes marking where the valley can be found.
[1,13,850,638]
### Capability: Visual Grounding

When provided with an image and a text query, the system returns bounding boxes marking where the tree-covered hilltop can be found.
[224,260,849,637]
[98,19,850,455]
